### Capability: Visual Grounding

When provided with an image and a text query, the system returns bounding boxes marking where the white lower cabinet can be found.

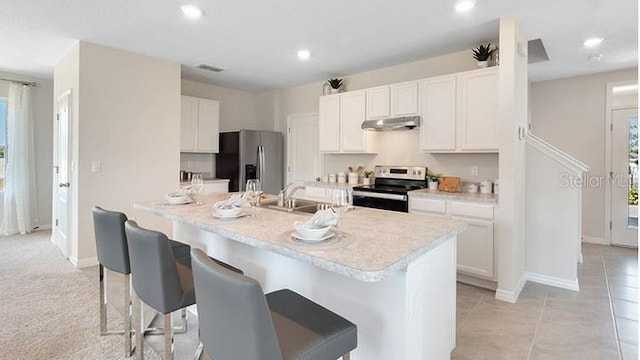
[409,197,496,280]
[203,181,228,194]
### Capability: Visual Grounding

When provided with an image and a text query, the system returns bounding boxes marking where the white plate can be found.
[291,231,335,243]
[164,199,193,205]
[212,212,249,220]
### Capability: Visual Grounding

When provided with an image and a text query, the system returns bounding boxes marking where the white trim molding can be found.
[525,133,589,175]
[525,271,579,292]
[69,256,98,269]
[495,273,527,303]
[582,235,608,245]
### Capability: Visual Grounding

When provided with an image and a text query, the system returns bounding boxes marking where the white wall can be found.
[0,72,54,230]
[274,49,500,182]
[495,17,529,302]
[54,41,181,265]
[530,68,638,241]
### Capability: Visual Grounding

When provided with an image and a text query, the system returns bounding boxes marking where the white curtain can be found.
[1,82,38,235]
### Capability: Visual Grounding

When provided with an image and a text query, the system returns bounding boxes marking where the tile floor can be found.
[453,243,638,360]
[83,243,638,359]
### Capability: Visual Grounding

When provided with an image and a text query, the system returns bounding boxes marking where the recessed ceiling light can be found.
[297,49,311,61]
[181,4,202,19]
[455,0,475,12]
[583,37,603,48]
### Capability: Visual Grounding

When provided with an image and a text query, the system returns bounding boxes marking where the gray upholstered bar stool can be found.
[191,248,358,360]
[125,220,243,360]
[92,206,190,357]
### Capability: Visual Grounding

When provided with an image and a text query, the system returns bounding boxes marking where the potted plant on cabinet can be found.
[328,78,344,94]
[362,170,373,185]
[472,44,495,68]
[426,172,441,190]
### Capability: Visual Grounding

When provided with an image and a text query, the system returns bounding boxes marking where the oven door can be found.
[352,191,408,212]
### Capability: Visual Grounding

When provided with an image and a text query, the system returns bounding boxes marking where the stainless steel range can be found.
[352,166,427,212]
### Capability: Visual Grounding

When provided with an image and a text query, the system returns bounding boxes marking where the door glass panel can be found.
[628,116,638,227]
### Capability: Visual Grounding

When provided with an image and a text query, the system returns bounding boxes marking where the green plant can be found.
[426,171,441,182]
[472,44,495,62]
[327,78,343,89]
[363,170,373,178]
[629,188,638,205]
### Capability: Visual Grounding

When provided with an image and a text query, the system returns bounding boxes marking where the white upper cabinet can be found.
[366,86,391,120]
[457,68,499,151]
[318,94,341,152]
[340,90,369,152]
[181,96,220,153]
[180,96,198,152]
[319,91,376,154]
[366,82,419,120]
[419,75,457,151]
[419,67,498,153]
[390,81,419,117]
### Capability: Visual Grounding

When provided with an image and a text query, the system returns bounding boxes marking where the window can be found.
[0,98,5,190]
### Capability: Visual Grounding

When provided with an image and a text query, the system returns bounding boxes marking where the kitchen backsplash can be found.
[321,131,499,183]
[180,152,215,178]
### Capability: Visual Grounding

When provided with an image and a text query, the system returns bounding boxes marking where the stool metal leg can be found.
[164,313,175,360]
[99,264,108,335]
[124,273,133,357]
[136,294,145,360]
[343,353,351,360]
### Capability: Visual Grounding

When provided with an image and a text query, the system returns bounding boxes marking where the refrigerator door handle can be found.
[259,145,266,184]
[256,146,262,182]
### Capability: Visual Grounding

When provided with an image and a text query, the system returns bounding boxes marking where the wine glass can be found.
[191,173,204,205]
[331,188,349,215]
[245,179,262,217]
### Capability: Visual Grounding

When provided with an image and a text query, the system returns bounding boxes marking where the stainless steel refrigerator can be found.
[216,130,283,194]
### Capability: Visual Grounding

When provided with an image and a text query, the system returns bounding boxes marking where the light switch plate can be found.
[91,160,102,173]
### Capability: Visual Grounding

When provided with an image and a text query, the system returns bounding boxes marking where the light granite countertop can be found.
[409,189,499,204]
[134,193,466,282]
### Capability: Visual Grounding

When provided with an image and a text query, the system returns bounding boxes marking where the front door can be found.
[53,91,71,257]
[611,107,638,247]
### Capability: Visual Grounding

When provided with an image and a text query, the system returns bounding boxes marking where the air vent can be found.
[528,39,549,64]
[196,63,225,72]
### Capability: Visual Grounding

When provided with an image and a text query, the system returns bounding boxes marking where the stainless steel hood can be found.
[361,116,421,131]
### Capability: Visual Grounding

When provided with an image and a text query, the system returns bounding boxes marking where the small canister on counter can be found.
[493,179,500,194]
[480,179,493,194]
[337,172,346,184]
[329,173,337,183]
[467,183,479,193]
[348,172,358,185]
[322,175,329,182]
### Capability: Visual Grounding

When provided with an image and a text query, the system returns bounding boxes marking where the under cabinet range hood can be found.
[361,116,421,131]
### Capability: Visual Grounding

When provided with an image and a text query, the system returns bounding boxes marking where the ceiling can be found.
[0,0,637,92]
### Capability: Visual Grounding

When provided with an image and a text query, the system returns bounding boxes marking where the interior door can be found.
[287,114,323,185]
[611,108,638,247]
[54,91,71,258]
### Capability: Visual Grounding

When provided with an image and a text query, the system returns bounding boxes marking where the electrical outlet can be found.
[471,165,479,176]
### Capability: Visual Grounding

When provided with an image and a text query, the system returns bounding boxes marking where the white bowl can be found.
[294,222,331,240]
[215,206,243,217]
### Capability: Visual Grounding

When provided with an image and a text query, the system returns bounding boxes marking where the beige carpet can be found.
[0,231,160,360]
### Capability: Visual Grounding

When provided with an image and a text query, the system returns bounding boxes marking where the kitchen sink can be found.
[260,198,328,215]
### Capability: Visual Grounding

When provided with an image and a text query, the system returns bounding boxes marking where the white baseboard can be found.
[582,236,608,245]
[69,256,98,269]
[525,271,579,292]
[35,224,52,231]
[495,273,527,303]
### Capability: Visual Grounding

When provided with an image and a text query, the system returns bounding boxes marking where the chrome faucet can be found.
[278,183,306,207]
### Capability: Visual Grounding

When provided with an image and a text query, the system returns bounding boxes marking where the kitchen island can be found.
[135,194,466,359]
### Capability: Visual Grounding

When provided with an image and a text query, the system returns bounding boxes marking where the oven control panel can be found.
[374,166,427,180]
